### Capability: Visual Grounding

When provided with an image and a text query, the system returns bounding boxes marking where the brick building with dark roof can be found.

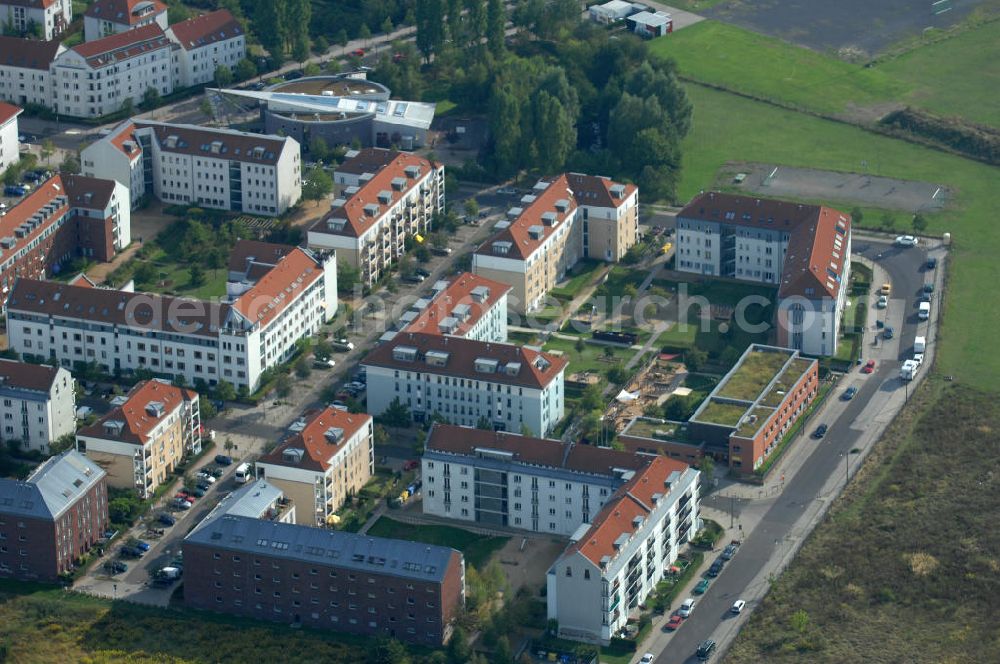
[0,450,108,581]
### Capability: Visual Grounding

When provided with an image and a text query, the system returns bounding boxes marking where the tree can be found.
[368,637,411,664]
[255,1,285,58]
[381,17,394,37]
[294,356,311,379]
[850,206,863,226]
[188,263,205,287]
[790,609,810,633]
[912,213,928,233]
[575,337,585,353]
[60,154,81,174]
[275,373,292,398]
[684,348,707,372]
[608,366,629,385]
[414,245,431,263]
[447,626,471,664]
[579,384,603,412]
[334,29,349,50]
[214,65,234,88]
[531,91,575,173]
[308,136,329,161]
[40,139,54,166]
[697,455,715,488]
[663,394,692,421]
[50,432,76,455]
[292,37,310,65]
[415,0,444,60]
[492,635,513,664]
[720,346,741,368]
[486,0,506,56]
[464,197,479,220]
[358,23,371,46]
[302,166,334,200]
[337,261,360,295]
[879,212,896,229]
[235,58,257,81]
[121,98,134,116]
[213,380,237,402]
[377,397,411,427]
[303,62,322,77]
[224,437,235,456]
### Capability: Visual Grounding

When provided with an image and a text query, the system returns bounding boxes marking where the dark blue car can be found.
[4,185,26,196]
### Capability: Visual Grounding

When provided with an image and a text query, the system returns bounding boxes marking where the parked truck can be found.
[914,336,926,353]
[900,359,920,381]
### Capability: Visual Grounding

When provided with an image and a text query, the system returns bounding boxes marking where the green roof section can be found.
[698,400,750,427]
[734,406,777,438]
[715,349,793,401]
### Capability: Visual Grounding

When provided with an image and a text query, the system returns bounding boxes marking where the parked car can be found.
[693,579,711,595]
[283,70,303,80]
[880,282,892,295]
[191,486,208,496]
[432,246,453,256]
[104,560,128,574]
[811,424,828,439]
[883,326,895,340]
[403,459,419,471]
[392,52,406,63]
[640,654,654,664]
[721,543,738,560]
[926,257,937,269]
[215,454,233,466]
[331,400,349,411]
[415,267,431,278]
[731,599,747,614]
[158,513,176,526]
[841,386,858,401]
[119,545,142,558]
[861,359,876,374]
[208,467,224,478]
[877,294,888,309]
[402,273,425,284]
[497,187,517,195]
[334,338,355,351]
[696,639,717,660]
[133,540,150,552]
[707,560,723,577]
[173,498,192,510]
[923,282,935,293]
[22,171,41,182]
[894,235,918,247]
[664,614,683,631]
[678,598,696,618]
[351,48,365,57]
[3,185,26,196]
[314,357,336,369]
[196,472,216,483]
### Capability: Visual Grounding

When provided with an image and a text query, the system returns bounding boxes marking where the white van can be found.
[914,336,926,353]
[918,302,930,320]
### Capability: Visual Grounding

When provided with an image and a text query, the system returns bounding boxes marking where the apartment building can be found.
[83,0,167,42]
[256,408,374,527]
[0,359,75,453]
[0,450,108,582]
[547,456,700,644]
[473,174,639,313]
[183,512,466,646]
[676,192,852,356]
[193,478,296,526]
[422,424,651,534]
[0,0,72,40]
[396,272,510,343]
[0,36,63,107]
[0,173,130,304]
[308,149,445,287]
[0,102,20,173]
[166,10,245,88]
[50,24,173,118]
[362,333,567,437]
[81,119,301,215]
[6,245,337,392]
[76,379,200,498]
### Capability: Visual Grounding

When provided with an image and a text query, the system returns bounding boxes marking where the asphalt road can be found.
[655,241,931,663]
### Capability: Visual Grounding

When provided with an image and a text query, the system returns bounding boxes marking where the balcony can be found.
[262,496,294,522]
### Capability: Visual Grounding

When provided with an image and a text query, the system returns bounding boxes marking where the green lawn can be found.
[543,336,635,375]
[550,259,607,299]
[649,21,909,116]
[876,20,1000,128]
[366,517,509,569]
[678,82,1000,391]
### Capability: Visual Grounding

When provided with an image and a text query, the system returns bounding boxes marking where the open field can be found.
[729,379,1000,661]
[542,336,635,375]
[678,82,1000,391]
[366,517,509,569]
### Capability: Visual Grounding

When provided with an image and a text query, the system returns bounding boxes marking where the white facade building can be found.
[166,10,245,88]
[50,24,173,118]
[361,333,566,437]
[1,0,72,40]
[6,244,337,392]
[421,424,650,534]
[81,119,301,216]
[0,36,63,108]
[676,192,852,356]
[83,0,168,42]
[0,359,75,453]
[0,102,21,173]
[547,456,700,644]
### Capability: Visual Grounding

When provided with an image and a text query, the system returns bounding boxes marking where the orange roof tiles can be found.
[0,102,22,125]
[475,175,577,261]
[84,0,167,25]
[167,9,242,51]
[79,380,197,446]
[259,407,371,472]
[566,173,637,209]
[231,247,324,328]
[401,272,510,338]
[568,456,691,566]
[72,23,170,67]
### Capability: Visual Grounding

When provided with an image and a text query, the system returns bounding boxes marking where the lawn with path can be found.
[366,516,509,569]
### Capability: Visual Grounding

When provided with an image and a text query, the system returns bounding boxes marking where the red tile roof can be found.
[566,172,637,209]
[426,424,649,476]
[231,247,325,328]
[258,407,371,472]
[401,272,510,338]
[227,239,294,273]
[0,102,22,126]
[62,173,117,210]
[71,23,171,68]
[475,175,577,261]
[0,36,62,70]
[84,0,167,25]
[335,148,401,176]
[679,192,850,299]
[4,0,60,8]
[167,9,242,51]
[567,456,691,566]
[313,152,437,239]
[0,175,71,267]
[362,332,567,389]
[0,358,61,392]
[78,379,198,446]
[136,120,288,165]
[106,121,141,159]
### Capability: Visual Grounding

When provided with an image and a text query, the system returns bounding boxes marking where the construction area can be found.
[603,353,688,433]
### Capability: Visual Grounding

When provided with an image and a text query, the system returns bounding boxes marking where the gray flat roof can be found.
[0,450,105,520]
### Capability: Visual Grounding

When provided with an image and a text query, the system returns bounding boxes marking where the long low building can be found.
[0,359,76,454]
[362,332,567,437]
[82,119,301,216]
[421,424,651,534]
[547,456,699,645]
[6,242,337,392]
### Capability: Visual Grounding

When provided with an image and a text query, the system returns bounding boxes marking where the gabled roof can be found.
[0,175,71,264]
[566,172,637,209]
[312,151,437,239]
[564,456,692,567]
[0,450,105,521]
[77,379,197,446]
[335,148,401,176]
[679,192,850,299]
[194,479,284,530]
[3,0,62,7]
[0,102,22,126]
[184,514,459,583]
[0,358,61,393]
[258,407,371,472]
[71,23,171,68]
[401,272,510,338]
[426,424,649,477]
[474,175,577,261]
[362,332,567,389]
[0,36,63,70]
[167,9,242,51]
[62,173,117,210]
[137,120,289,165]
[231,247,325,328]
[84,0,167,25]
[227,239,294,273]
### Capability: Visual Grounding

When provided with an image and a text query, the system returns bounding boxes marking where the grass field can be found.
[542,336,635,375]
[366,517,509,569]
[729,379,1000,661]
[678,82,1000,391]
[876,19,1000,128]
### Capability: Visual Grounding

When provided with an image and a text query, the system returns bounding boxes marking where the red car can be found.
[351,48,365,57]
[861,359,876,374]
[664,615,683,631]
[403,460,419,471]
[392,52,406,63]
[177,492,195,502]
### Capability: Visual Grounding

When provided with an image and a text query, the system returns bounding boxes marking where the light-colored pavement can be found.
[642,1,707,31]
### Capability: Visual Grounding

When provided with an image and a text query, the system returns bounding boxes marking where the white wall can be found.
[0,62,57,108]
[0,112,18,173]
[51,46,173,118]
[81,139,144,207]
[84,9,168,42]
